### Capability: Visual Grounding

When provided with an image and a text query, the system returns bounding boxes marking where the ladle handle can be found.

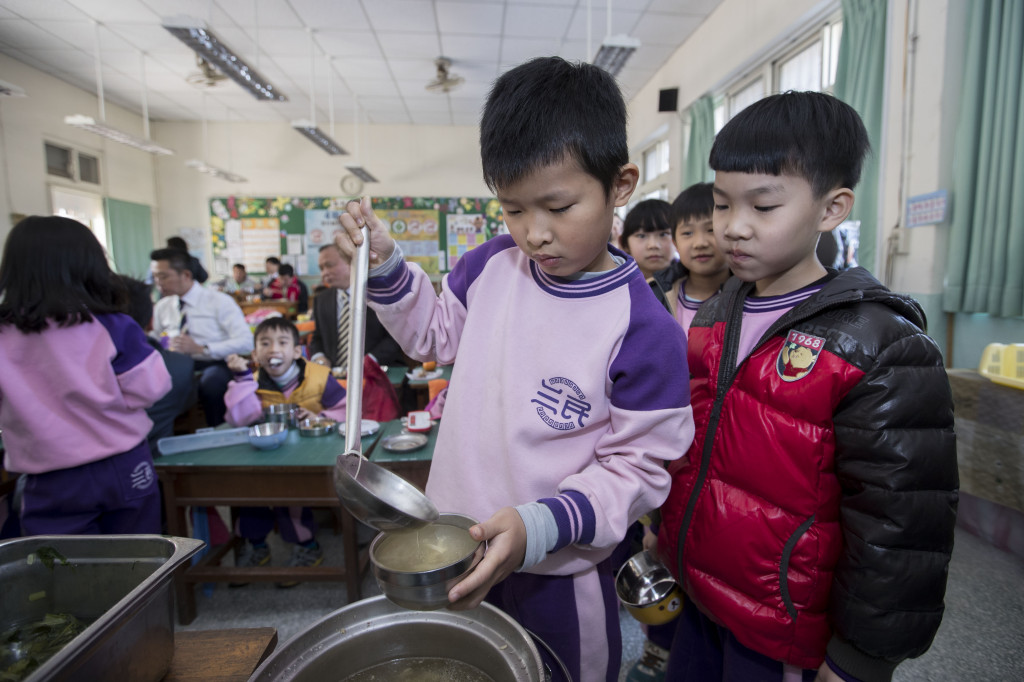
[344,220,370,455]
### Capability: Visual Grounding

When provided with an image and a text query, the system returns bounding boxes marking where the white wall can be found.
[0,52,158,245]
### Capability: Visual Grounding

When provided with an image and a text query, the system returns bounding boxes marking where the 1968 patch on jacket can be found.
[777,330,826,382]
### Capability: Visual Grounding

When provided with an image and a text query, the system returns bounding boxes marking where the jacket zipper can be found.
[674,284,861,576]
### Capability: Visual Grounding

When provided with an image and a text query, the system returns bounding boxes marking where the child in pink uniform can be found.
[335,57,694,682]
[0,216,170,535]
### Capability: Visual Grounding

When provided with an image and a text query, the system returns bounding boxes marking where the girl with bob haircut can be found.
[0,216,171,535]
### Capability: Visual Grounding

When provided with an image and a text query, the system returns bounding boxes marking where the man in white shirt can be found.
[151,248,254,426]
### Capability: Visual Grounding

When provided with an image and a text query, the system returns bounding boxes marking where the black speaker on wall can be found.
[658,88,679,112]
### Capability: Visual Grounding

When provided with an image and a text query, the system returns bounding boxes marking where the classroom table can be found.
[238,298,296,319]
[154,428,380,624]
[385,364,453,409]
[369,417,439,492]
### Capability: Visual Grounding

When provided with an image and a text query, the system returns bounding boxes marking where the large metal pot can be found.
[249,595,545,682]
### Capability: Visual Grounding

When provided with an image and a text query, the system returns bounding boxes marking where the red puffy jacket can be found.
[659,269,957,680]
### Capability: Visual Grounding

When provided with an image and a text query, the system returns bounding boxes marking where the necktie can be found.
[178,299,189,335]
[336,289,350,368]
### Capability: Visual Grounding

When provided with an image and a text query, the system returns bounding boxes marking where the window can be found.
[45,143,73,179]
[642,139,670,184]
[712,16,843,133]
[44,142,102,185]
[729,77,765,119]
[78,153,100,184]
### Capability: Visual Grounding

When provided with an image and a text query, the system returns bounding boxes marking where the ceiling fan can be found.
[425,57,464,94]
[186,55,228,89]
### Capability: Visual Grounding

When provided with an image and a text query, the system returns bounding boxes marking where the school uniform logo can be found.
[130,462,155,490]
[777,330,826,382]
[531,377,592,431]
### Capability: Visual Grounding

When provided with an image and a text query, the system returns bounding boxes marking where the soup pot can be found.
[248,595,545,682]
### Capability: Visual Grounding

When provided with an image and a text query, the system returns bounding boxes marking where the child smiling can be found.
[223,317,346,584]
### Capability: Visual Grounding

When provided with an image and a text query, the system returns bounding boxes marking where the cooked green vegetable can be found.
[0,613,86,682]
[33,547,69,571]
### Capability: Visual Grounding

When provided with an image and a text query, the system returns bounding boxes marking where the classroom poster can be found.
[208,195,504,278]
[379,208,442,274]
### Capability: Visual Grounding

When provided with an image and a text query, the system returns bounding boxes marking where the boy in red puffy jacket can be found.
[658,92,958,682]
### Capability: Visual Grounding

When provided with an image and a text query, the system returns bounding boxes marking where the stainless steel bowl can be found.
[370,513,483,610]
[333,451,439,531]
[297,417,335,437]
[615,550,684,626]
[264,403,298,426]
[249,422,289,450]
[249,595,545,682]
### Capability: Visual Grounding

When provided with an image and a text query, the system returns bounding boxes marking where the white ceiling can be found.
[0,0,722,126]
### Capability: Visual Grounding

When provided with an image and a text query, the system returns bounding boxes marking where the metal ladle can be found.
[333,219,439,531]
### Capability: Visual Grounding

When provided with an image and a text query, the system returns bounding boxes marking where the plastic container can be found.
[978,343,1024,390]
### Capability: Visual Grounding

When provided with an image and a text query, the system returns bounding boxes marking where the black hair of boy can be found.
[670,182,715,233]
[0,215,127,333]
[278,263,295,277]
[265,256,281,267]
[621,199,674,243]
[254,316,300,346]
[480,57,628,195]
[149,247,192,275]
[709,91,870,196]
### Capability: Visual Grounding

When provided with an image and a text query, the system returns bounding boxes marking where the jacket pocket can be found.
[779,515,815,621]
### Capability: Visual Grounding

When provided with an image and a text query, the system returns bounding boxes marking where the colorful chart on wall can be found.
[208,195,504,277]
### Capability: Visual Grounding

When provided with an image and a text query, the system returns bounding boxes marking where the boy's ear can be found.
[611,164,640,208]
[291,344,302,360]
[819,188,855,233]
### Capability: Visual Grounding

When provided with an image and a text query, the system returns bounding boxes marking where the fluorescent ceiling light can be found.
[345,166,378,183]
[0,78,26,97]
[185,158,247,183]
[593,35,641,76]
[64,115,175,155]
[162,15,287,102]
[291,120,348,155]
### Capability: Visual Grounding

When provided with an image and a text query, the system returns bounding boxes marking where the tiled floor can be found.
[177,522,1023,680]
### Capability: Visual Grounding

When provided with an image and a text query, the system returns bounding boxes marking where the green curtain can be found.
[833,0,887,275]
[104,198,154,279]
[942,0,1024,317]
[682,95,715,189]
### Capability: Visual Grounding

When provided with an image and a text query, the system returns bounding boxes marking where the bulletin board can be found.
[207,196,505,277]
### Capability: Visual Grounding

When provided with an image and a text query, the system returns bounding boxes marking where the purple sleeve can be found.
[96,313,172,409]
[321,375,346,409]
[540,491,597,552]
[95,313,159,374]
[608,278,690,411]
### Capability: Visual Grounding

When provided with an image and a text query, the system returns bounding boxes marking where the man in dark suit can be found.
[309,244,404,368]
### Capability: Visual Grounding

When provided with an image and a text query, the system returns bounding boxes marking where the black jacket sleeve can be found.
[365,310,406,367]
[827,314,959,681]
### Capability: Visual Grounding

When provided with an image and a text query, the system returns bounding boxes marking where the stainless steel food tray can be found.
[0,534,203,682]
